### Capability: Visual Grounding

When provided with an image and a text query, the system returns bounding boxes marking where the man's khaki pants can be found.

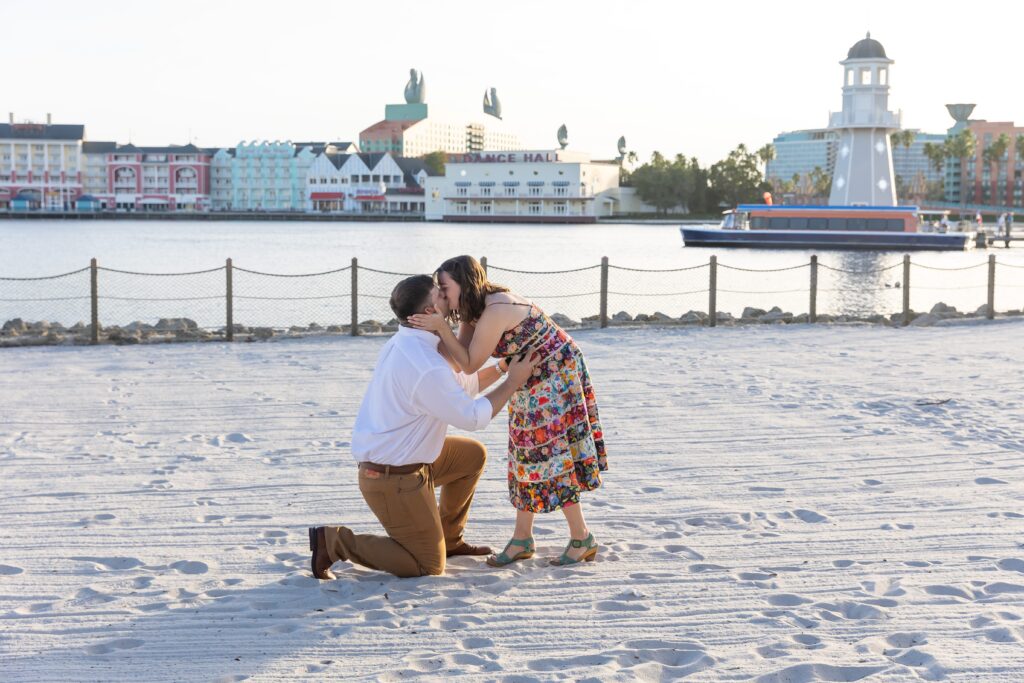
[322,436,486,577]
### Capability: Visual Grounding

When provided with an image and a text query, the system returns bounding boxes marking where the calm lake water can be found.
[1,219,1022,327]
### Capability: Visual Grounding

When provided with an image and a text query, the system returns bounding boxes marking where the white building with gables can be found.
[424,150,620,223]
[305,152,430,214]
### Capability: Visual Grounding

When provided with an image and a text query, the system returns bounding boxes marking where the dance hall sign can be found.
[448,152,560,164]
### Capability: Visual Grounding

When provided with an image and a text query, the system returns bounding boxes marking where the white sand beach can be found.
[2,322,1023,682]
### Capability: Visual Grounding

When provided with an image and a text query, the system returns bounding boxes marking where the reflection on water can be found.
[821,252,903,317]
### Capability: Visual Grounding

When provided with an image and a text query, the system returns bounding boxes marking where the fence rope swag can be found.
[0,255,1017,343]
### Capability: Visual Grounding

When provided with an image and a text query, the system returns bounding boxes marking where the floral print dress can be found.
[493,305,607,513]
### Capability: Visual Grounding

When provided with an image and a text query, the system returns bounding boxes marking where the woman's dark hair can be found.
[436,255,509,324]
[389,274,435,322]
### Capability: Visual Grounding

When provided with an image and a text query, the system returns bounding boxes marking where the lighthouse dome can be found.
[847,33,887,59]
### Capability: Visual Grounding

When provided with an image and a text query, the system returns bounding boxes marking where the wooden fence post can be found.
[480,256,487,274]
[90,258,99,344]
[351,257,359,336]
[708,255,717,328]
[809,255,818,324]
[225,258,234,341]
[599,256,609,329]
[987,253,996,320]
[902,254,911,326]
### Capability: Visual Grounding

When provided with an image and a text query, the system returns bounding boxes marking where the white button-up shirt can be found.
[351,326,492,466]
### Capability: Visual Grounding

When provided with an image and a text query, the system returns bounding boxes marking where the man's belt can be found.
[360,461,426,475]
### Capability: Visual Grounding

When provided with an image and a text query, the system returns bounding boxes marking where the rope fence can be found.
[1,254,1023,344]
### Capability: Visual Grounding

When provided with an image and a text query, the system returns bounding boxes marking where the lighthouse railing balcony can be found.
[828,111,901,129]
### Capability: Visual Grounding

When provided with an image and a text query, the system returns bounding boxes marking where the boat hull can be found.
[680,228,974,251]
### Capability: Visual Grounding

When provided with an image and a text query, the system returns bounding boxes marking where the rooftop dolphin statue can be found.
[404,69,426,104]
[557,124,568,149]
[483,87,502,120]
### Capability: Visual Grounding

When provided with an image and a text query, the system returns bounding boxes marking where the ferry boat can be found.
[680,205,975,251]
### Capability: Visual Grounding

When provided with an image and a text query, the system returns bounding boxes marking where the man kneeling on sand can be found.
[308,274,538,579]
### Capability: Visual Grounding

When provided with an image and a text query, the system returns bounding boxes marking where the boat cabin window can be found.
[750,215,908,231]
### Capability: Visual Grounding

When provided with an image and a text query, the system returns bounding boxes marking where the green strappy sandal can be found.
[550,533,598,566]
[486,537,535,567]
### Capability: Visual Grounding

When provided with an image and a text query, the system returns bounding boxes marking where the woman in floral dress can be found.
[409,255,607,566]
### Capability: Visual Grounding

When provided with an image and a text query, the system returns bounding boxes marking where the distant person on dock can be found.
[308,275,539,580]
[410,256,608,567]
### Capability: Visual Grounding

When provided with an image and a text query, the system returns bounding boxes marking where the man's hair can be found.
[389,274,435,322]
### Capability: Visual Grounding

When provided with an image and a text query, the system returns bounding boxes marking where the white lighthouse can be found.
[828,33,901,206]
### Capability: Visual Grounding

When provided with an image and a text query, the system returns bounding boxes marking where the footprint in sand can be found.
[0,564,25,575]
[815,600,887,621]
[996,558,1024,574]
[766,594,813,607]
[791,634,824,649]
[976,477,1008,485]
[84,638,145,655]
[756,663,887,682]
[169,560,209,575]
[662,544,704,560]
[459,637,495,650]
[923,584,976,601]
[70,556,143,571]
[880,522,915,530]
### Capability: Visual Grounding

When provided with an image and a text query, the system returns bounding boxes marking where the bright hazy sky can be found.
[3,0,1021,165]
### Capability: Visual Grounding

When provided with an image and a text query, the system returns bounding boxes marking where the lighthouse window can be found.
[859,68,871,85]
[846,69,854,86]
[879,68,888,85]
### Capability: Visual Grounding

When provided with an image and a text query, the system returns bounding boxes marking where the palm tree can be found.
[945,129,977,208]
[987,133,1011,204]
[923,142,945,174]
[756,143,776,176]
[891,129,916,153]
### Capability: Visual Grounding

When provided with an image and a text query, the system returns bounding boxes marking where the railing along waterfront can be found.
[1,255,1023,345]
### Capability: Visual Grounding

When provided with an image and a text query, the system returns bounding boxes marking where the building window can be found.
[481,187,491,197]
[457,187,468,197]
[455,201,468,215]
[879,68,888,85]
[528,201,542,215]
[859,68,870,85]
[529,186,542,197]
[505,187,516,197]
[371,175,380,182]
[553,202,567,215]
[554,187,567,197]
[479,201,493,215]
